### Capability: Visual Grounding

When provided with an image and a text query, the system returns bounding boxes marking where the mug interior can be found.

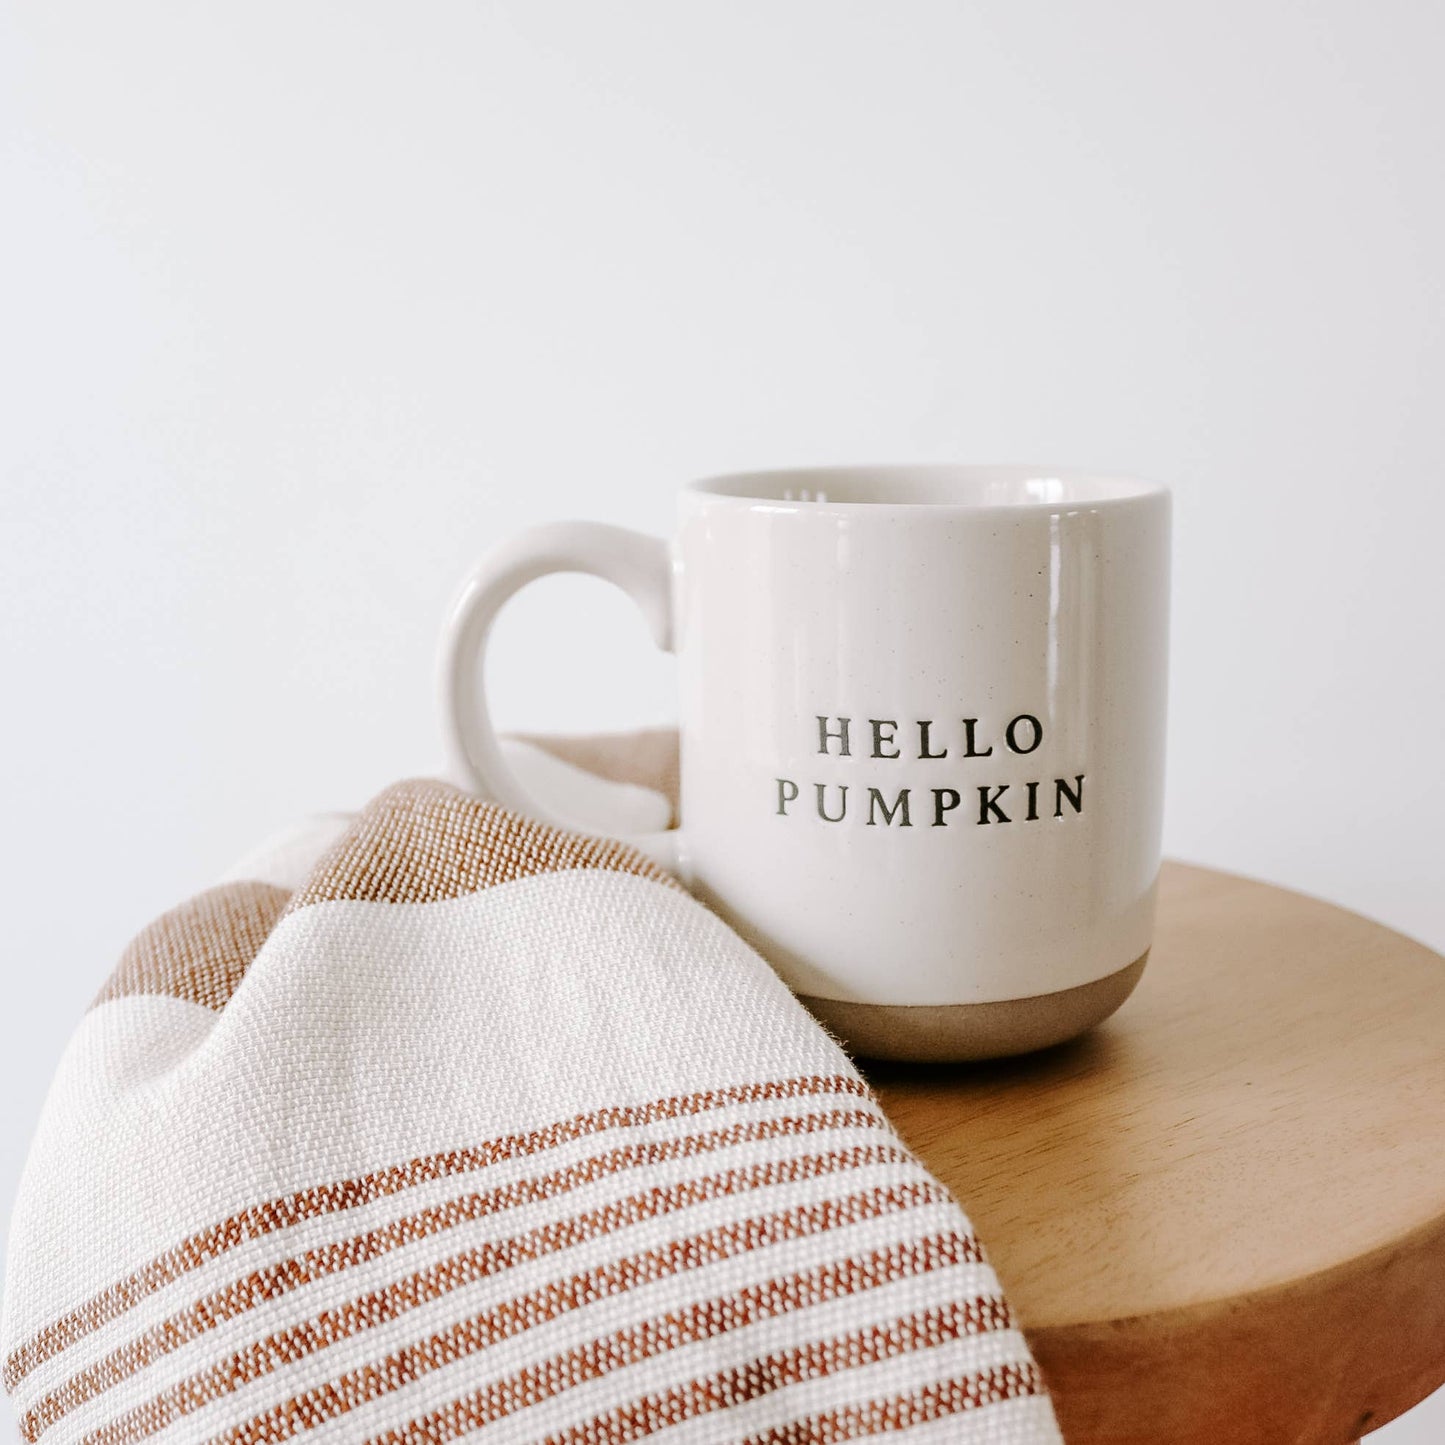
[688,464,1165,509]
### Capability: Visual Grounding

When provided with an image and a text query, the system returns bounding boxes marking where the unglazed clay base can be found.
[799,952,1149,1062]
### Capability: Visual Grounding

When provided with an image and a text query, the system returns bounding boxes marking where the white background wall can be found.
[2,1,1441,1437]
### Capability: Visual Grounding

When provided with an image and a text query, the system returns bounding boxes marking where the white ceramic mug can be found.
[442,465,1170,1060]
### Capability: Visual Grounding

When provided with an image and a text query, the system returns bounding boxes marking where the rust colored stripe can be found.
[363,1299,1021,1445]
[30,1118,898,1438]
[91,882,289,1013]
[285,779,679,914]
[3,1074,867,1394]
[735,1372,1047,1445]
[195,1225,994,1445]
[83,1183,970,1445]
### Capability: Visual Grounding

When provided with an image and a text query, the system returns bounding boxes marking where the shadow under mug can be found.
[442,464,1171,1061]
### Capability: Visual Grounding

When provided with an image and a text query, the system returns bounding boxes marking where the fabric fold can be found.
[3,769,1061,1444]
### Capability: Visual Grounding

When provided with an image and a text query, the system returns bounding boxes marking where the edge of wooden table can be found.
[866,861,1445,1444]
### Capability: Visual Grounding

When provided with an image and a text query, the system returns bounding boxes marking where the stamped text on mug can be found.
[774,715,1085,828]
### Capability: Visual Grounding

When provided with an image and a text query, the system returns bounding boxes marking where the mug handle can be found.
[439,521,680,872]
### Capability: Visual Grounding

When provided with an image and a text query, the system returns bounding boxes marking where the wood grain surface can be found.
[866,861,1445,1444]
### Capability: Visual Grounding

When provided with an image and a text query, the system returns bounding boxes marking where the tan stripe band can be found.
[91,882,289,1014]
[285,779,679,913]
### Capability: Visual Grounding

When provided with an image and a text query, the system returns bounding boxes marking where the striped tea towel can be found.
[2,744,1062,1445]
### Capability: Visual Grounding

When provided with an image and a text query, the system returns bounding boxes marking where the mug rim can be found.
[685,463,1169,513]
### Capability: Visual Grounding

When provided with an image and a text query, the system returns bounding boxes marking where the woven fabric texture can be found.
[2,764,1061,1445]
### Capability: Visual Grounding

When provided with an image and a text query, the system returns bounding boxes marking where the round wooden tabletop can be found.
[866,861,1445,1445]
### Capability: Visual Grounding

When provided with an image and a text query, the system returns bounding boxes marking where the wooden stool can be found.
[867,862,1445,1444]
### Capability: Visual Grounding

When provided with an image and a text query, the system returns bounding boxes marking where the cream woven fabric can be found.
[3,753,1062,1445]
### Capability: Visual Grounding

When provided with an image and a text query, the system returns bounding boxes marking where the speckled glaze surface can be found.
[443,465,1171,1058]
